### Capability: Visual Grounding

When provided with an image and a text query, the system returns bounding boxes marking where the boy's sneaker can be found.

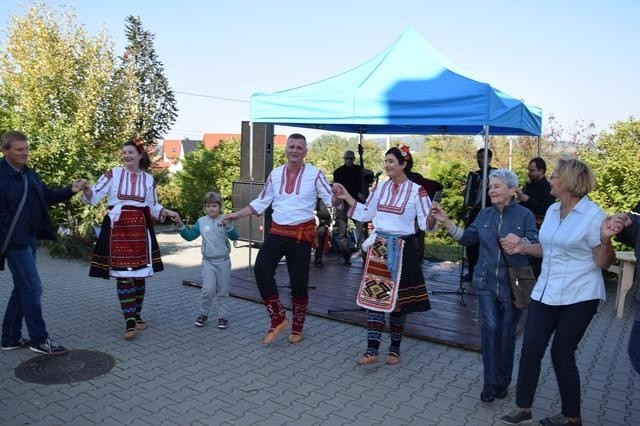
[1,337,30,351]
[29,338,67,355]
[217,318,228,329]
[500,408,533,424]
[194,315,208,327]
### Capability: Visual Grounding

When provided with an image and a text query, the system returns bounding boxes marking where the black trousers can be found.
[254,233,312,301]
[515,298,599,418]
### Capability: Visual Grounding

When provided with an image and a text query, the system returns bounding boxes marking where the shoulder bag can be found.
[499,243,536,309]
[1,173,28,271]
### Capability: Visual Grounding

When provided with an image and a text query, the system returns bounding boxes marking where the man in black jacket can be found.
[515,157,555,277]
[0,131,86,355]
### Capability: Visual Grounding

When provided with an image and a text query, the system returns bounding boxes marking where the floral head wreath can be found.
[133,136,145,154]
[399,144,412,161]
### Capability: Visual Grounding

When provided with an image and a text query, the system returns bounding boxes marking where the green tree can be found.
[0,3,137,235]
[122,15,177,147]
[580,118,640,213]
[174,140,241,222]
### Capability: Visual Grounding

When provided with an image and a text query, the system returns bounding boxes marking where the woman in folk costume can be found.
[332,145,435,365]
[82,139,180,339]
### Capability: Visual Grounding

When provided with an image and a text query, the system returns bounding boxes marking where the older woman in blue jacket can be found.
[431,168,538,403]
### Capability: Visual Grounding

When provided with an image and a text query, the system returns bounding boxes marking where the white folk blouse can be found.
[250,164,333,225]
[349,179,432,236]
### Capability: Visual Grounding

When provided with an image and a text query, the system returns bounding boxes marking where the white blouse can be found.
[82,167,164,223]
[533,196,607,305]
[249,164,333,225]
[349,179,432,235]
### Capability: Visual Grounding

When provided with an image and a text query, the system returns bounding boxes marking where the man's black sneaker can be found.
[29,338,67,355]
[500,408,533,424]
[195,315,208,327]
[217,318,228,329]
[1,337,30,351]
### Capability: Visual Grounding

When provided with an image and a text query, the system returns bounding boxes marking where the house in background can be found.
[154,133,287,172]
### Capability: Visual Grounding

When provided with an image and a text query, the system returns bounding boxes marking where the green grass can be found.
[424,243,463,262]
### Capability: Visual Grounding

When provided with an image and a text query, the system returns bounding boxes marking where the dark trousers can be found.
[254,233,312,301]
[629,319,640,374]
[515,299,599,418]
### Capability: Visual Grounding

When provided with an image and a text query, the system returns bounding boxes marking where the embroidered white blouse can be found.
[348,179,432,235]
[533,196,607,305]
[249,164,333,225]
[82,167,164,224]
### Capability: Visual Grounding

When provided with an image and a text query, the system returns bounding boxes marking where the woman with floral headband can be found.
[82,138,180,340]
[332,145,435,366]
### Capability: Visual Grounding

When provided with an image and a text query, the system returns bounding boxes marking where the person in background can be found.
[515,157,555,277]
[461,148,496,280]
[1,130,87,355]
[223,134,333,345]
[177,191,238,329]
[610,206,640,374]
[313,198,332,268]
[333,145,435,366]
[431,169,538,403]
[499,158,620,426]
[82,138,181,340]
[333,150,367,265]
[407,169,443,262]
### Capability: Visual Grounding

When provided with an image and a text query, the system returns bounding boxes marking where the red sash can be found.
[270,219,316,245]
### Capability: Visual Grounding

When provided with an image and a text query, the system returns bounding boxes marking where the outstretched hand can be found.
[71,178,89,193]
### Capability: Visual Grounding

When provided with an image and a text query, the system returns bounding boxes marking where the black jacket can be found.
[0,158,74,249]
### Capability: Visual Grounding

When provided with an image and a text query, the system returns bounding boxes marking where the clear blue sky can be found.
[2,0,639,141]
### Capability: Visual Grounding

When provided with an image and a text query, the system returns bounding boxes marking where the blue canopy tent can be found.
[250,28,542,137]
[247,28,541,216]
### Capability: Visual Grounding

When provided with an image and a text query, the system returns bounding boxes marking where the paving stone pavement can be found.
[1,231,638,425]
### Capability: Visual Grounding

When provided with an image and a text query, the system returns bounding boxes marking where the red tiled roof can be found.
[163,140,182,159]
[274,135,287,147]
[202,133,239,150]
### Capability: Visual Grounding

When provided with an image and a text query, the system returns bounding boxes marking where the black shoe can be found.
[217,318,228,329]
[500,408,533,424]
[314,258,323,268]
[344,257,352,266]
[494,384,508,399]
[1,337,30,351]
[462,273,473,282]
[194,315,208,327]
[480,383,495,402]
[29,338,67,355]
[539,414,582,425]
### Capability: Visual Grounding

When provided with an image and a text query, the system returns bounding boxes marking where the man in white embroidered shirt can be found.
[223,133,333,346]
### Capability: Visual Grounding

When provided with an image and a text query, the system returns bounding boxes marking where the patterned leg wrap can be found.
[133,278,146,320]
[291,297,309,335]
[366,310,385,356]
[117,279,137,329]
[389,311,406,355]
[264,295,286,329]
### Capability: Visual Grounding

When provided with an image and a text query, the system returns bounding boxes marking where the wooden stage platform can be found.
[226,253,485,352]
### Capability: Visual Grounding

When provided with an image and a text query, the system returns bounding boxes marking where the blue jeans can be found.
[629,319,640,374]
[1,240,49,346]
[477,294,522,386]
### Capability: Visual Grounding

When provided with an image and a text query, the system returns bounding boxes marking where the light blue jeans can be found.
[1,239,49,346]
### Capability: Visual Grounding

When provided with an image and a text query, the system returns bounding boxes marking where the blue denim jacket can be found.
[458,198,539,302]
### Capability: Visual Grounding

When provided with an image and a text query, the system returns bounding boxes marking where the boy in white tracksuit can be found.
[177,192,238,328]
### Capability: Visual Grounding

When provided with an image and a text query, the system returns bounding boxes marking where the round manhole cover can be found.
[15,349,116,384]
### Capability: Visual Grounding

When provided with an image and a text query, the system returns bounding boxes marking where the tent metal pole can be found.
[247,122,253,278]
[537,135,541,158]
[358,130,366,197]
[481,125,490,208]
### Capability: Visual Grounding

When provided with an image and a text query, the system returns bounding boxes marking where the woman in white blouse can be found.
[332,146,434,366]
[499,158,620,426]
[82,139,180,340]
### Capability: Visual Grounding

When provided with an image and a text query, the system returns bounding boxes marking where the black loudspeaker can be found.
[240,121,274,182]
[231,180,271,243]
